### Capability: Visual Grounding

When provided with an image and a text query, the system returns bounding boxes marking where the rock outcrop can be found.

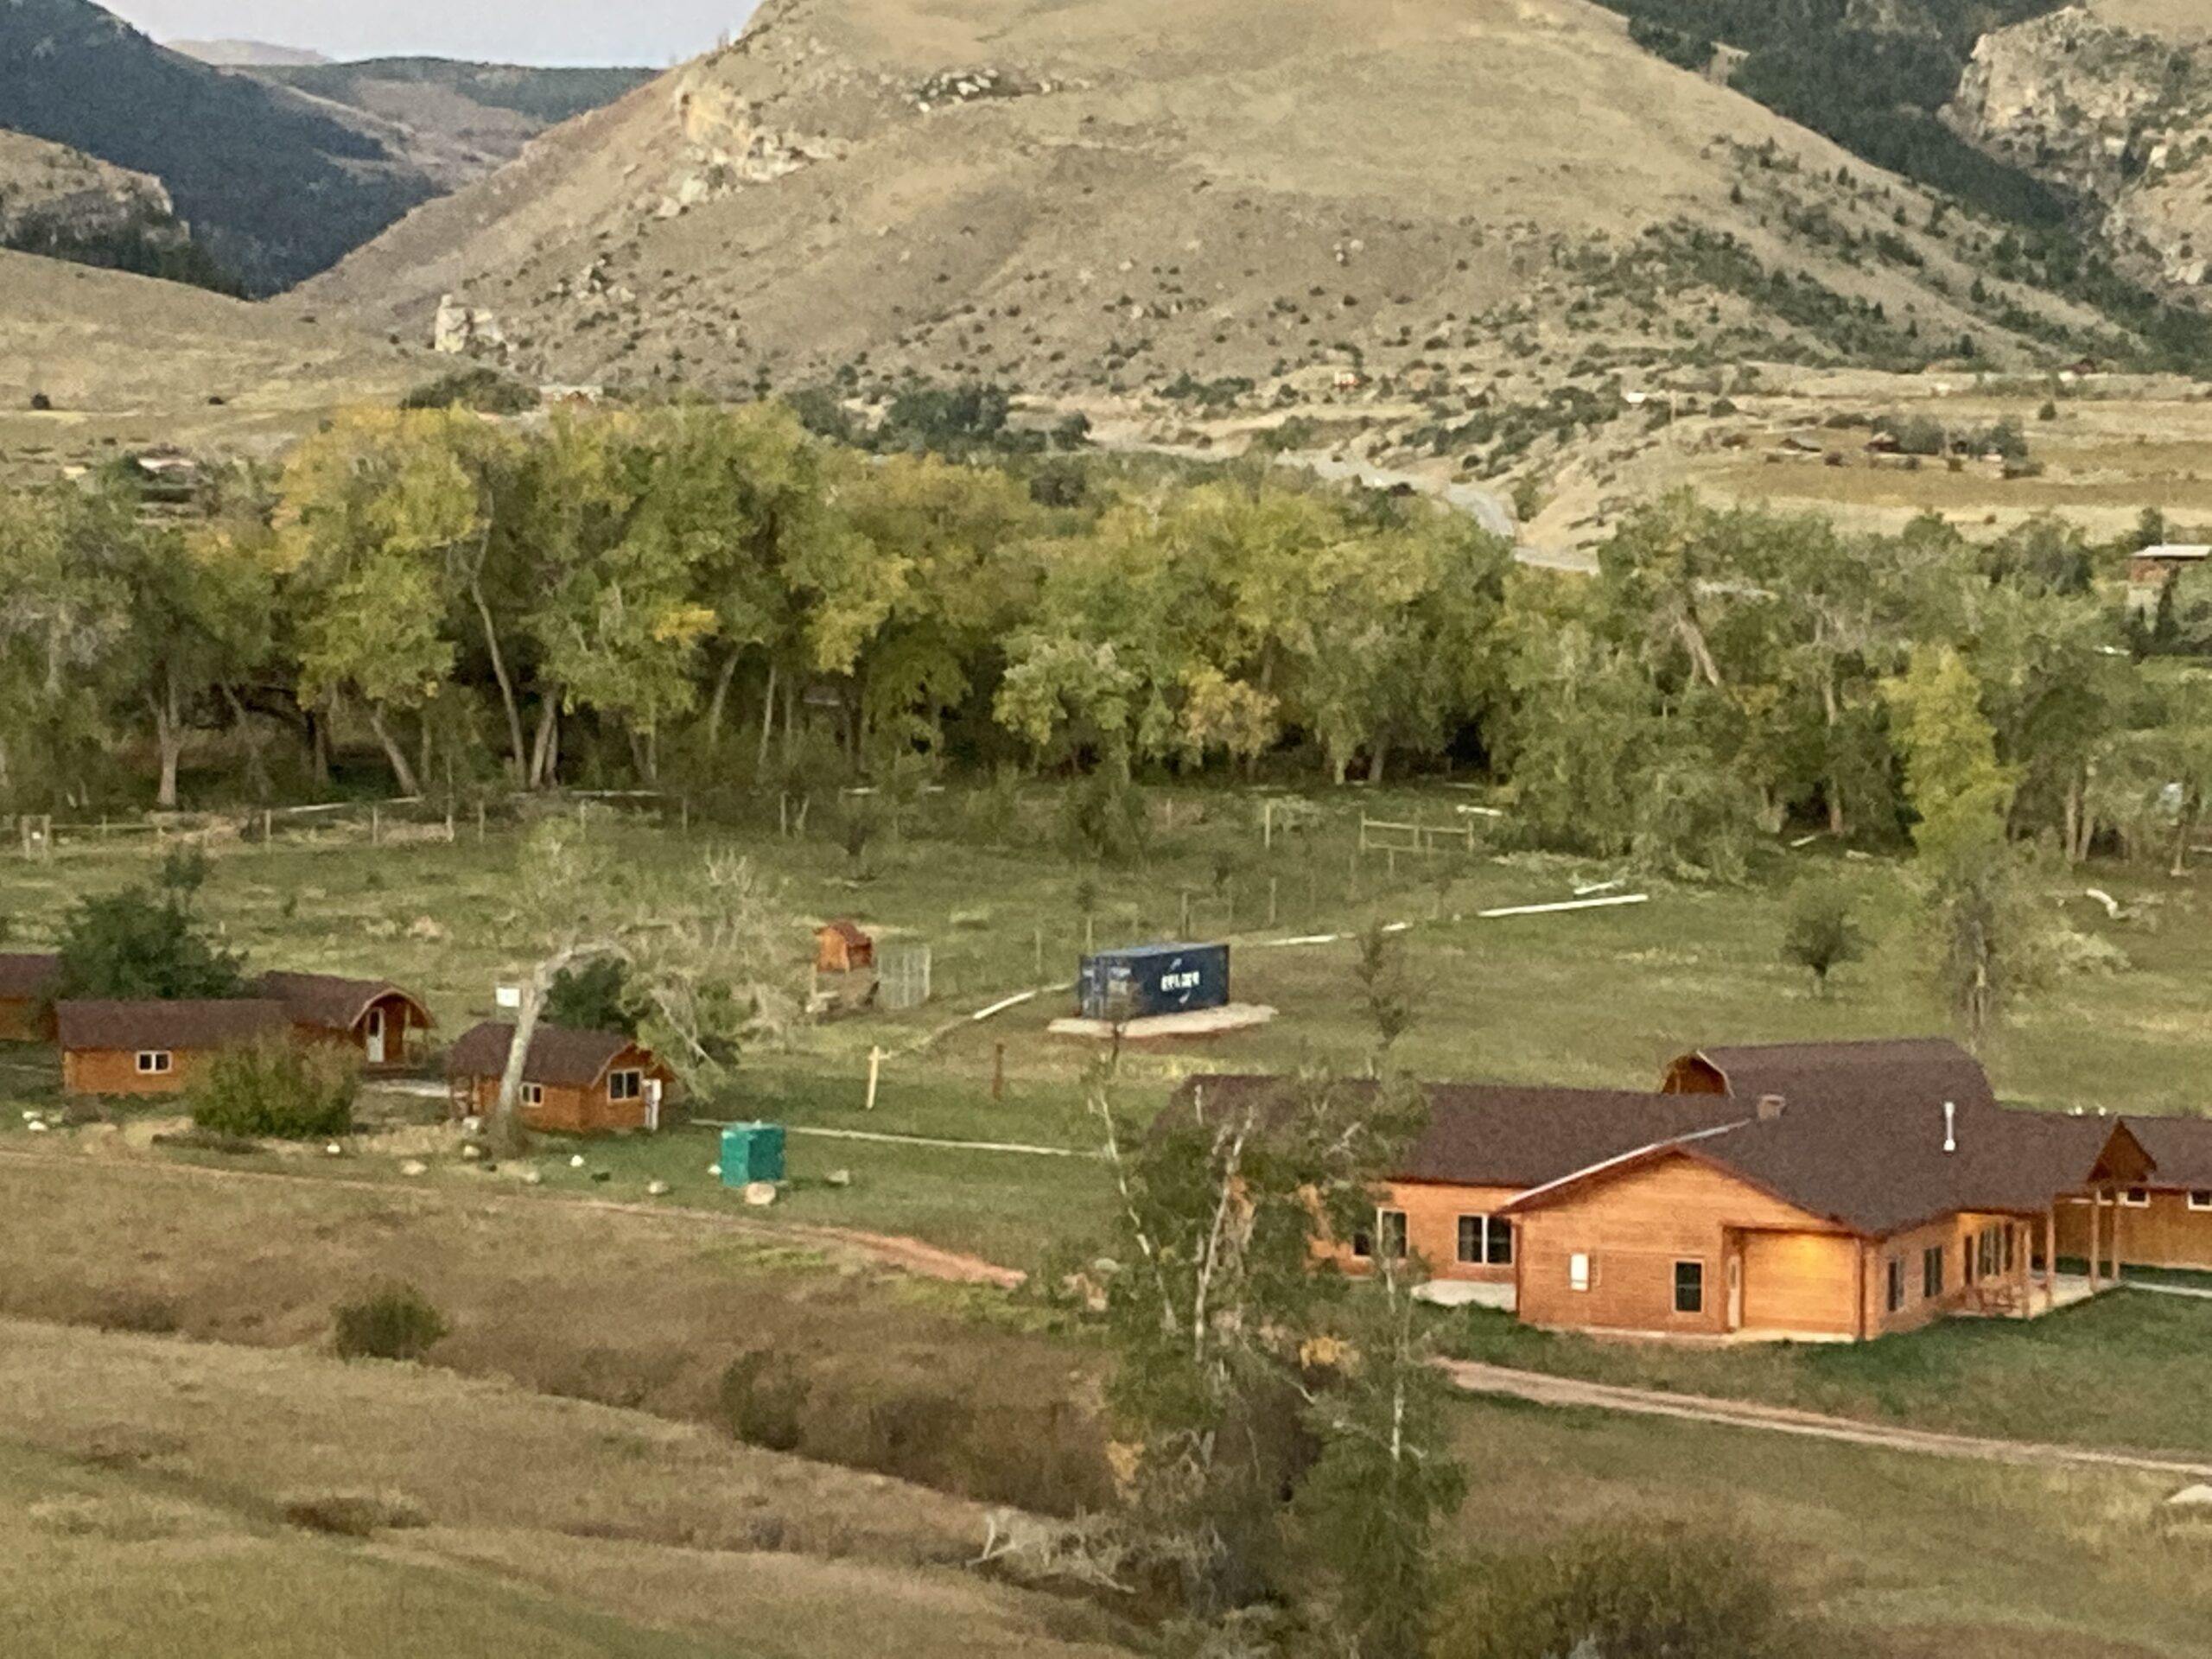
[1948,6,2212,299]
[0,130,181,246]
[433,292,507,357]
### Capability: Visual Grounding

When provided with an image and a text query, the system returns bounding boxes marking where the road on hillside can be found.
[1441,1357,2212,1480]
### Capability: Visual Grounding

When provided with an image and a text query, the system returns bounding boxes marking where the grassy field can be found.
[1439,1290,2212,1461]
[0,1318,1131,1659]
[1447,1396,2212,1659]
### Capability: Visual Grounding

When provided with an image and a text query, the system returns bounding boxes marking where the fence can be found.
[8,790,686,861]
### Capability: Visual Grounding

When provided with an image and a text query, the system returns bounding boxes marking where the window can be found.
[1976,1226,2002,1281]
[521,1083,544,1108]
[1568,1253,1592,1293]
[1350,1229,1373,1261]
[2190,1192,2212,1213]
[1887,1257,1907,1313]
[1376,1209,1408,1261]
[2122,1187,2151,1209]
[1922,1245,1943,1300]
[1674,1260,1704,1315]
[1456,1215,1515,1266]
[608,1070,643,1103]
[135,1051,172,1075]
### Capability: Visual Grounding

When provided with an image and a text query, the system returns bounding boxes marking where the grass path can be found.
[1441,1357,2212,1481]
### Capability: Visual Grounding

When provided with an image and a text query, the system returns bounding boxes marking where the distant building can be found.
[56,1000,288,1096]
[445,1021,674,1135]
[258,973,433,1072]
[815,920,874,976]
[0,953,60,1043]
[2128,543,2209,615]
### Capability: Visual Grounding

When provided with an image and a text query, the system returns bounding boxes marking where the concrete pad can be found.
[1047,1003,1279,1041]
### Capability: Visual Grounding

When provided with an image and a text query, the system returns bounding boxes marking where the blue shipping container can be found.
[1077,942,1231,1021]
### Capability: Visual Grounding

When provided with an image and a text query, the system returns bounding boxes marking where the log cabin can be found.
[816,920,874,975]
[257,972,434,1073]
[0,953,59,1042]
[445,1021,676,1135]
[1181,1039,2197,1342]
[56,999,290,1096]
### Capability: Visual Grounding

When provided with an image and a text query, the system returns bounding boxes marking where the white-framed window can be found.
[136,1051,173,1075]
[1674,1260,1704,1315]
[1456,1214,1515,1266]
[1568,1253,1592,1293]
[2122,1187,2152,1209]
[2189,1191,2212,1213]
[522,1083,544,1108]
[608,1070,643,1103]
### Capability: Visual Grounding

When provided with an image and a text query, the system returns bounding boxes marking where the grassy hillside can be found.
[0,0,431,292]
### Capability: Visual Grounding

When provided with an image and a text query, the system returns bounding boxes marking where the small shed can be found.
[0,953,60,1043]
[258,971,434,1071]
[817,920,875,975]
[55,999,289,1096]
[721,1122,787,1185]
[445,1020,674,1135]
[1078,943,1231,1022]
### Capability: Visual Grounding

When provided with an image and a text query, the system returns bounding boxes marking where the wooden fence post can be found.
[370,806,380,846]
[866,1045,884,1111]
[1033,926,1044,980]
[1179,891,1192,937]
[992,1042,1007,1103]
[1268,876,1279,928]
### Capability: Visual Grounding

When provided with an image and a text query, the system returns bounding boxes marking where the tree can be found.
[52,850,248,1001]
[1352,921,1418,1061]
[485,823,798,1154]
[542,957,640,1037]
[1780,880,1866,996]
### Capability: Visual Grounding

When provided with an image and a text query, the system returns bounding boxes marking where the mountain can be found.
[247,60,658,188]
[303,0,2150,412]
[0,0,434,292]
[168,38,331,67]
[1948,3,2212,303]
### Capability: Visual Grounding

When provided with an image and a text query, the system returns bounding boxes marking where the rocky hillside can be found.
[0,129,236,291]
[306,0,2147,419]
[1948,3,2212,302]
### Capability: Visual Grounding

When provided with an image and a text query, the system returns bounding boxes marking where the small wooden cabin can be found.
[0,953,59,1042]
[258,972,433,1072]
[816,920,874,975]
[445,1021,676,1135]
[55,999,289,1096]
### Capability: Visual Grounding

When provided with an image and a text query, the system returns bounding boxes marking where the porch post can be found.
[2088,1192,2101,1294]
[2113,1192,2125,1285]
[2016,1220,2031,1317]
[2044,1207,2057,1313]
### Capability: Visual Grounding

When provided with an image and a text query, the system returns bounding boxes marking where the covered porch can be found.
[1968,1192,2133,1320]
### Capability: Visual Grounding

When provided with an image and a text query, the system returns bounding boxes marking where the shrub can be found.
[1449,1526,1800,1659]
[401,366,537,414]
[333,1283,448,1362]
[1780,880,1866,996]
[719,1351,810,1452]
[188,1039,356,1141]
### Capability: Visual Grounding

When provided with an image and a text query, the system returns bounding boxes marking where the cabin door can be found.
[365,1007,386,1066]
[1726,1248,1745,1332]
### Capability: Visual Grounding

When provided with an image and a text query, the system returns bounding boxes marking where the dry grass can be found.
[0,1156,1114,1516]
[0,1319,1130,1659]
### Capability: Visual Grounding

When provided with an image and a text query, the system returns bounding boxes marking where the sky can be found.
[103,1,763,67]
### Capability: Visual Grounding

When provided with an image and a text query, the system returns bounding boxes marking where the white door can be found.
[365,1007,386,1066]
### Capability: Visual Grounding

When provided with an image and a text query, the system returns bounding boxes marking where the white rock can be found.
[20,1110,37,1122]
[826,1168,853,1188]
[522,1169,543,1186]
[400,1160,429,1177]
[2166,1483,2212,1507]
[708,1164,723,1178]
[461,1116,483,1135]
[326,1142,344,1157]
[27,1121,50,1135]
[743,1181,779,1207]
[461,1144,483,1161]
[647,1180,671,1197]
[570,1154,587,1169]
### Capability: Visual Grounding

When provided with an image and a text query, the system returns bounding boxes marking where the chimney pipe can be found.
[1757,1093,1786,1122]
[1942,1100,1957,1154]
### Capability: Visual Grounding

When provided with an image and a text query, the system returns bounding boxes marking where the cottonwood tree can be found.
[1090,1043,1458,1648]
[485,821,800,1154]
[52,850,248,1001]
[1780,880,1867,997]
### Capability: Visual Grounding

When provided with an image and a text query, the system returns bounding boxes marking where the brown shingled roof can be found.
[257,972,431,1035]
[2120,1115,2212,1191]
[0,954,59,1000]
[55,1000,288,1052]
[445,1021,641,1089]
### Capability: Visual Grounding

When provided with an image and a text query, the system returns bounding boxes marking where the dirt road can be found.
[1441,1358,2212,1480]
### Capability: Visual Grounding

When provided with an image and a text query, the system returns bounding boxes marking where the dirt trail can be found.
[1441,1359,2212,1480]
[0,1147,1024,1289]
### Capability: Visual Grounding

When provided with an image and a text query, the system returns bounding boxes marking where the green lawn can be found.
[1449,1395,2212,1658]
[1438,1288,2212,1460]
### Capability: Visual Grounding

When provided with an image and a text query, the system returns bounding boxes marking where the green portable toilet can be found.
[720,1122,787,1186]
